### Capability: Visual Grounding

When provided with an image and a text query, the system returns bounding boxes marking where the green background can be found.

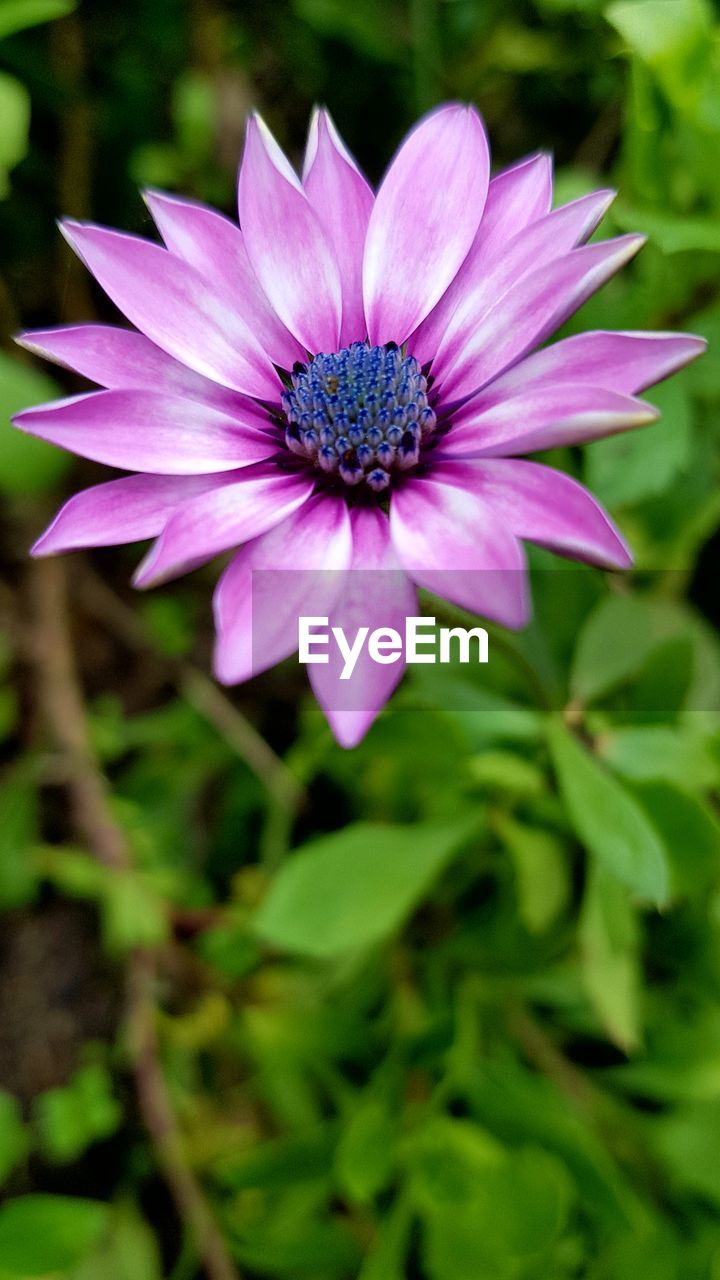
[1,0,720,1277]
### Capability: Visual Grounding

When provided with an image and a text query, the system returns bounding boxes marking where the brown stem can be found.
[28,556,241,1280]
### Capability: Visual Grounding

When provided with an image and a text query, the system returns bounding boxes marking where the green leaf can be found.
[101,871,169,952]
[598,726,719,789]
[0,72,29,197]
[335,1098,397,1204]
[580,866,641,1050]
[496,814,570,934]
[67,1201,162,1280]
[0,0,76,41]
[0,1196,109,1276]
[654,1102,720,1205]
[253,820,474,957]
[632,780,720,895]
[34,1065,122,1164]
[547,719,670,903]
[0,352,72,495]
[570,595,690,704]
[0,1093,28,1186]
[585,378,691,507]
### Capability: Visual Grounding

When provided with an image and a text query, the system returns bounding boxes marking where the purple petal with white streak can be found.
[441,458,632,568]
[472,330,708,400]
[134,465,314,587]
[238,114,342,353]
[437,235,645,403]
[144,191,304,369]
[440,384,658,458]
[213,494,353,685]
[16,325,274,426]
[14,390,276,474]
[303,108,374,345]
[431,189,615,380]
[363,105,490,346]
[389,465,529,628]
[60,222,280,399]
[309,506,418,749]
[32,472,240,555]
[409,151,553,366]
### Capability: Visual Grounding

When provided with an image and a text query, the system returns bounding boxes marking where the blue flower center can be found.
[281,342,436,492]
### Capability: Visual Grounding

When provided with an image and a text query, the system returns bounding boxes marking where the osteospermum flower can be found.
[14,105,704,746]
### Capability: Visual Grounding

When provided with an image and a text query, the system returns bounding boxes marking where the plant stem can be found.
[28,556,242,1280]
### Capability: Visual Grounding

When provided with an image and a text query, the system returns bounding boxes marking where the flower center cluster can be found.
[281,342,436,492]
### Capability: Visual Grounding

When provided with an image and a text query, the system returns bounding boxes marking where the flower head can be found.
[14,104,705,746]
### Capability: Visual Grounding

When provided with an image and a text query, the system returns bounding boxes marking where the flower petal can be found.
[14,390,276,474]
[439,384,658,458]
[32,472,237,555]
[408,151,553,366]
[144,191,304,369]
[437,235,645,403]
[363,104,490,346]
[443,458,632,569]
[213,493,352,685]
[389,465,529,628]
[60,221,279,399]
[303,108,374,345]
[431,190,615,381]
[473,329,708,399]
[133,466,314,587]
[16,325,274,424]
[238,114,342,353]
[308,506,418,749]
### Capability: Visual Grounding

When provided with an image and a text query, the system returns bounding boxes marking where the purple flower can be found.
[14,105,705,746]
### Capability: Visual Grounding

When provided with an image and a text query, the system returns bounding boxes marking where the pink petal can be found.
[213,493,352,684]
[13,390,276,474]
[389,465,529,629]
[144,191,304,369]
[363,105,490,346]
[32,472,237,555]
[60,221,280,399]
[437,235,645,404]
[237,114,342,353]
[440,384,658,458]
[308,506,418,749]
[16,325,274,425]
[431,190,615,381]
[474,329,708,399]
[408,151,553,366]
[303,108,374,345]
[442,458,632,569]
[133,465,314,587]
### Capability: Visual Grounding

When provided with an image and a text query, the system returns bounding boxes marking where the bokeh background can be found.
[1,0,720,1276]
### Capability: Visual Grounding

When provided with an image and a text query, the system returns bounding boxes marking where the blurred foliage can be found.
[1,0,720,1278]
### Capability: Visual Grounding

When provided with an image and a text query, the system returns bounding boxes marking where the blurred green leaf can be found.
[0,0,76,41]
[0,1093,28,1186]
[335,1098,397,1204]
[496,814,570,934]
[599,725,719,789]
[0,353,72,495]
[34,1065,122,1164]
[253,820,474,957]
[0,1196,109,1276]
[101,871,169,952]
[68,1201,162,1280]
[0,72,29,199]
[547,719,670,902]
[580,866,641,1050]
[586,379,691,507]
[632,780,720,895]
[0,782,38,908]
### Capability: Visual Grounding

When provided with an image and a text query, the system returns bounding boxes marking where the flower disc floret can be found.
[281,342,437,491]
